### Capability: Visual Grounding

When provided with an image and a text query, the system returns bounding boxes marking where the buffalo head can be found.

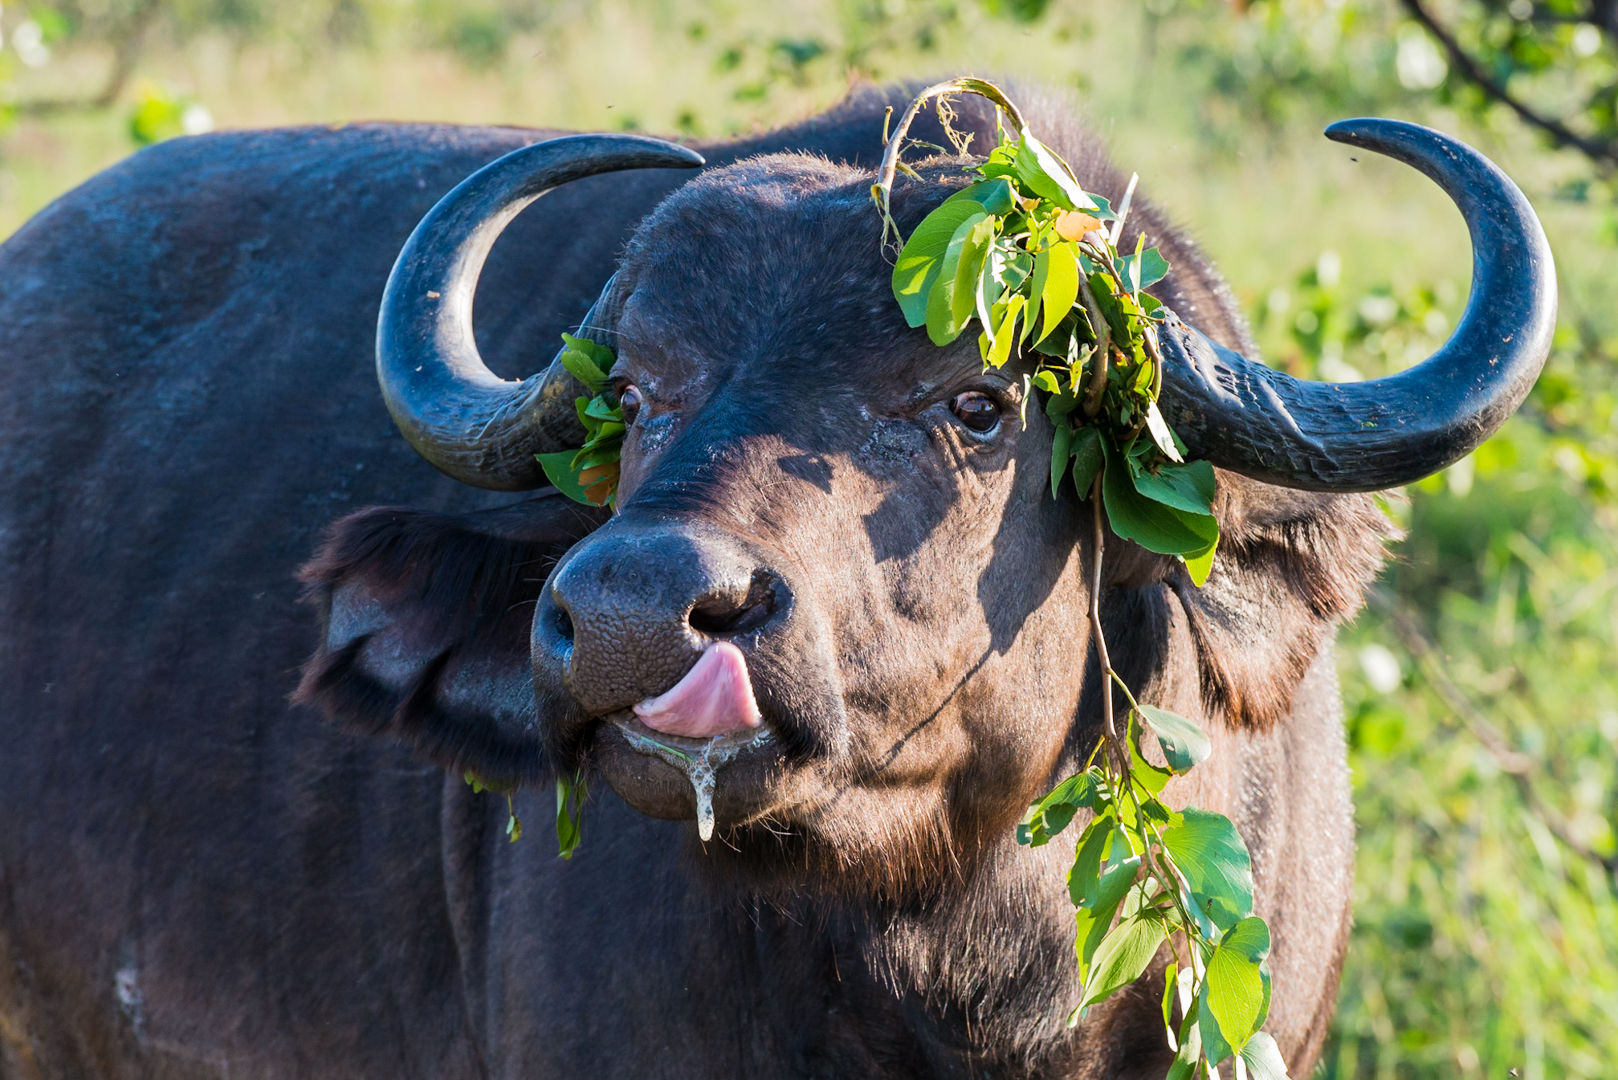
[302,114,1553,900]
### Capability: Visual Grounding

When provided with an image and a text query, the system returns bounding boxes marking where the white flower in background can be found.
[1359,643,1403,694]
[1397,25,1447,91]
[1318,342,1363,383]
[181,104,214,136]
[1316,247,1341,289]
[13,19,49,68]
[1358,294,1398,328]
[1572,23,1602,58]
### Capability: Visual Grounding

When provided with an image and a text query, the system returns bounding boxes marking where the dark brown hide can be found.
[1,84,1388,1080]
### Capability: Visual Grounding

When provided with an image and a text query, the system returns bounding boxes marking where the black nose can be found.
[542,523,788,716]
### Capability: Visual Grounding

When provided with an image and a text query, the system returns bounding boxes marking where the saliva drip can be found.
[615,722,772,841]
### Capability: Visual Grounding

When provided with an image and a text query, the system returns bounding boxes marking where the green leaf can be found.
[922,210,990,345]
[1025,248,1048,344]
[559,348,609,393]
[1116,246,1170,291]
[1073,890,1125,985]
[1202,917,1271,1055]
[1089,826,1143,912]
[925,214,995,345]
[1130,457,1217,517]
[1238,1033,1292,1080]
[1183,541,1215,587]
[894,201,989,328]
[1143,400,1183,463]
[1038,242,1081,344]
[942,177,1017,216]
[1043,377,1081,421]
[1127,710,1174,796]
[1067,813,1114,899]
[560,331,614,367]
[953,217,997,333]
[986,292,1025,369]
[1101,440,1221,558]
[558,333,615,390]
[555,771,586,859]
[1069,426,1103,498]
[975,240,1020,349]
[1019,770,1106,847]
[1161,962,1180,1051]
[1140,798,1179,827]
[1210,919,1268,1049]
[1032,316,1079,358]
[1138,705,1212,774]
[1080,909,1166,1008]
[1014,130,1097,212]
[1086,270,1128,340]
[1165,1018,1202,1080]
[506,811,523,843]
[1051,421,1073,500]
[537,449,597,505]
[999,247,1033,295]
[1161,808,1256,932]
[569,442,622,472]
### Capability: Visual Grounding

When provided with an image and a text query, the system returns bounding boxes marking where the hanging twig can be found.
[1400,0,1618,171]
[15,0,160,116]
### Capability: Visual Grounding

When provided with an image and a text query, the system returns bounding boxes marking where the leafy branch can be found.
[876,80,1220,581]
[881,80,1287,1078]
[465,768,588,858]
[536,333,625,507]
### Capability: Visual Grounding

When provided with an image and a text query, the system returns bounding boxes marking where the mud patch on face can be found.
[856,419,928,469]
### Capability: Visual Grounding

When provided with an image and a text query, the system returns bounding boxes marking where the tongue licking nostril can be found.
[633,641,762,738]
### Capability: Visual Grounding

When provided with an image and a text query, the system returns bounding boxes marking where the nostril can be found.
[687,571,779,638]
[552,601,575,644]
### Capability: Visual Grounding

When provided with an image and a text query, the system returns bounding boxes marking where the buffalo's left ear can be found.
[295,496,608,782]
[1170,483,1396,730]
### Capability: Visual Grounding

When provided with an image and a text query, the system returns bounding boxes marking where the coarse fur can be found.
[0,83,1389,1079]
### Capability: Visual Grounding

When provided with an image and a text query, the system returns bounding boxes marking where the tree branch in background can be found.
[1401,0,1618,171]
[15,0,161,117]
[1368,586,1618,879]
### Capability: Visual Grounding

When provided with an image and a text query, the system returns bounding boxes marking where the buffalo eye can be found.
[617,384,643,426]
[950,391,1001,434]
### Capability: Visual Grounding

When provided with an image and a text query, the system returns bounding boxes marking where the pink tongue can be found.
[633,641,762,738]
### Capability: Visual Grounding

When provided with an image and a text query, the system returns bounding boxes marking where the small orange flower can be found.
[1053,210,1103,242]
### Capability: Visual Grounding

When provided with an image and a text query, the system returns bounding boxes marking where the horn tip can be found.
[1325,117,1394,147]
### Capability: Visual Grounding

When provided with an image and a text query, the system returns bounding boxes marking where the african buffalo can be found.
[0,84,1552,1079]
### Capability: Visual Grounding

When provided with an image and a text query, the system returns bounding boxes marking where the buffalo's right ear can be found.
[295,495,608,782]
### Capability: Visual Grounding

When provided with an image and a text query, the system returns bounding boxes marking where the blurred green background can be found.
[3,1,1613,1076]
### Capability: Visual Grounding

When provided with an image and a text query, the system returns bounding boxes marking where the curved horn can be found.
[378,134,705,491]
[1157,118,1556,492]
